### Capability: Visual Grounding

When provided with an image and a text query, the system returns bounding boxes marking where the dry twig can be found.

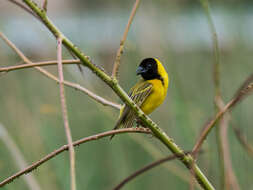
[218,110,240,190]
[113,151,194,190]
[57,37,76,190]
[111,0,140,79]
[42,0,47,12]
[0,59,80,72]
[0,128,151,187]
[0,32,120,110]
[193,74,253,157]
[232,124,253,159]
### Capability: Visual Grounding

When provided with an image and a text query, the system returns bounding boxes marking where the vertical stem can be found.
[219,114,240,190]
[57,37,76,190]
[42,0,48,12]
[111,0,141,79]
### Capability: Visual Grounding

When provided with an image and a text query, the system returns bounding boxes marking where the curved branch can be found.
[0,59,80,73]
[0,128,151,187]
[0,32,121,110]
[113,151,193,190]
[193,74,253,156]
[232,124,253,159]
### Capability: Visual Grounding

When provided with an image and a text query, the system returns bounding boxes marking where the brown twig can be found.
[42,0,47,12]
[232,124,253,159]
[57,37,76,190]
[0,59,80,72]
[113,153,188,190]
[128,135,193,186]
[113,151,203,190]
[111,0,140,79]
[0,32,32,64]
[218,110,240,190]
[192,99,235,156]
[192,74,253,157]
[0,128,151,187]
[0,32,121,110]
[215,97,226,190]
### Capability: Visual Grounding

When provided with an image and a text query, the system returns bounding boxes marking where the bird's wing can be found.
[129,81,153,106]
[114,81,153,130]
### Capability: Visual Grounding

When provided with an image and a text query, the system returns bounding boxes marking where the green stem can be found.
[22,0,215,189]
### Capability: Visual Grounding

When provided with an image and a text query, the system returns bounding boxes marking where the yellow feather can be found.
[110,58,169,140]
[141,58,169,114]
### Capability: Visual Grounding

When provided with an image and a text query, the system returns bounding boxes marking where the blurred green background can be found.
[0,0,253,189]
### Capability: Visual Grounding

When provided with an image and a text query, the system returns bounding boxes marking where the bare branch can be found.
[42,0,47,12]
[57,37,76,190]
[232,124,253,159]
[193,73,253,157]
[39,67,121,109]
[0,32,121,110]
[113,151,202,190]
[111,0,141,79]
[0,128,151,187]
[192,99,235,156]
[219,110,240,190]
[113,154,186,190]
[0,59,80,73]
[0,32,32,64]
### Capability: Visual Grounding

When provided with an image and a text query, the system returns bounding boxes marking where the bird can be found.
[110,57,169,140]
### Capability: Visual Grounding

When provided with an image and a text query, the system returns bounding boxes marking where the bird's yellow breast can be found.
[140,79,167,115]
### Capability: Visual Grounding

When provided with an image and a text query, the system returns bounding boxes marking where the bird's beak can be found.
[136,66,146,75]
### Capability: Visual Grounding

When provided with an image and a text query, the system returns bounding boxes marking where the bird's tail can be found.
[110,119,122,140]
[110,109,136,140]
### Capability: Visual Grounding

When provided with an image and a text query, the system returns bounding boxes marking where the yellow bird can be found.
[110,58,169,139]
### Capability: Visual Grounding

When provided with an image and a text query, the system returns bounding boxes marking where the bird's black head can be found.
[136,58,160,80]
